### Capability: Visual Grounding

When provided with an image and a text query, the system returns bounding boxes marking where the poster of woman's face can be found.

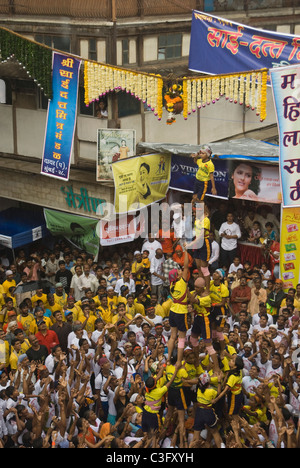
[228,160,282,204]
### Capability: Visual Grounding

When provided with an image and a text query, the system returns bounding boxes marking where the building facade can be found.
[0,0,298,227]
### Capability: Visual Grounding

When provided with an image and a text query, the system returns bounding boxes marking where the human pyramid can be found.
[0,145,297,449]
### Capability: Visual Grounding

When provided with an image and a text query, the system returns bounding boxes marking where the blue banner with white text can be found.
[170,154,229,199]
[41,52,81,180]
[189,10,300,79]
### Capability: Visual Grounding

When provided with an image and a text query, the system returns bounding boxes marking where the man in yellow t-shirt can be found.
[2,270,16,295]
[189,277,219,371]
[191,145,217,204]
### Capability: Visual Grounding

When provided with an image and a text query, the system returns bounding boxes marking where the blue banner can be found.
[170,154,229,199]
[189,10,300,77]
[41,52,81,180]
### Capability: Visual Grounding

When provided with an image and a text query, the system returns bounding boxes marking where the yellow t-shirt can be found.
[2,279,16,295]
[165,364,188,388]
[196,386,218,406]
[196,158,215,182]
[126,302,145,317]
[29,316,53,334]
[31,293,48,306]
[53,293,68,308]
[17,314,35,336]
[161,298,172,317]
[227,371,243,395]
[170,277,188,315]
[194,216,210,238]
[144,385,169,413]
[9,350,23,371]
[209,281,229,307]
[193,293,211,317]
[79,314,97,332]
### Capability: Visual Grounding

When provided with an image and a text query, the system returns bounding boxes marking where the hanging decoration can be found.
[0,27,53,98]
[0,27,269,124]
[163,83,184,125]
[182,69,268,122]
[84,60,164,120]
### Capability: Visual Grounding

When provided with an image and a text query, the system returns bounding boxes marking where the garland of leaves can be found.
[0,27,53,98]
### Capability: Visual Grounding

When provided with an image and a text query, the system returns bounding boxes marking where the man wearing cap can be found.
[131,251,145,288]
[29,306,53,335]
[2,270,16,295]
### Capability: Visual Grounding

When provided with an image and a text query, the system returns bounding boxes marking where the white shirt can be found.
[70,274,83,301]
[78,273,99,294]
[114,277,136,295]
[209,240,220,265]
[219,222,241,250]
[229,262,244,274]
[142,239,163,260]
[150,256,165,286]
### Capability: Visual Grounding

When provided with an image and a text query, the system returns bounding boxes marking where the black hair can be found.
[228,161,261,198]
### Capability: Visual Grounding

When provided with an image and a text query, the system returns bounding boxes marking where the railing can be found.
[0,0,295,19]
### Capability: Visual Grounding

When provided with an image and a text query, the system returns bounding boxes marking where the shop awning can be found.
[137,138,279,164]
[0,207,48,249]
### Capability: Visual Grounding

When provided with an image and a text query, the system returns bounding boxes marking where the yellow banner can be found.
[280,206,300,291]
[112,154,171,214]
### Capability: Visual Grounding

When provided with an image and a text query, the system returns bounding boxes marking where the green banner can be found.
[44,208,100,258]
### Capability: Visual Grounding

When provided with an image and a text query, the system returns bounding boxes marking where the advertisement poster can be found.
[170,154,229,198]
[97,128,136,181]
[41,52,81,180]
[280,207,300,290]
[227,160,281,203]
[189,10,300,77]
[44,208,100,258]
[100,212,146,246]
[270,64,300,208]
[112,154,171,214]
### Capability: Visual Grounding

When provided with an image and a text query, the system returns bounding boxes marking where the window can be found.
[122,39,129,65]
[158,33,182,60]
[78,87,94,116]
[35,35,71,52]
[89,39,97,61]
[117,91,140,118]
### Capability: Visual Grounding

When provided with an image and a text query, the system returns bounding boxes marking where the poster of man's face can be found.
[97,129,136,181]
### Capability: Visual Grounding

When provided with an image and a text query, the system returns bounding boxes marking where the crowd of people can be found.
[0,150,297,449]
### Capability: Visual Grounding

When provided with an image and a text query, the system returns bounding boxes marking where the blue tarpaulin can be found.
[0,207,48,249]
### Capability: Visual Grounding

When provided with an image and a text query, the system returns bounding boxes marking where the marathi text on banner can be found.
[270,65,300,207]
[189,10,300,77]
[41,52,81,180]
[112,154,171,214]
[280,207,300,291]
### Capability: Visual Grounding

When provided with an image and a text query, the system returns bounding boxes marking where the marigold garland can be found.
[182,68,269,122]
